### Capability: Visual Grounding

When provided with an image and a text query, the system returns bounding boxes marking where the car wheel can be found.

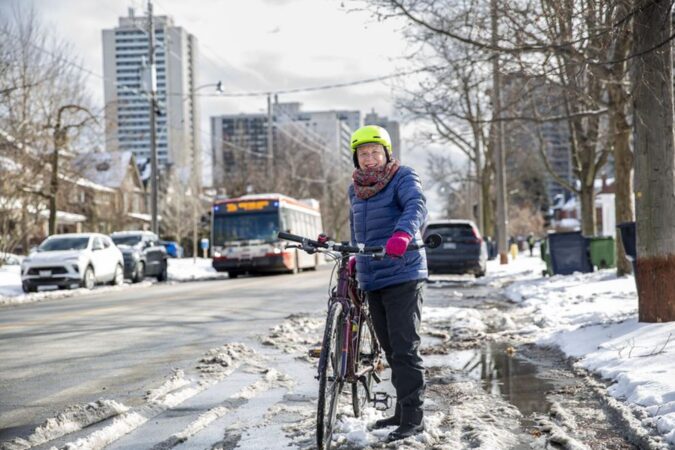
[22,282,36,293]
[82,266,95,290]
[156,260,168,282]
[111,264,124,286]
[133,261,145,283]
[228,271,239,279]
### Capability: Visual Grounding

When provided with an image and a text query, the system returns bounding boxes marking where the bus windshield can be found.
[213,212,280,243]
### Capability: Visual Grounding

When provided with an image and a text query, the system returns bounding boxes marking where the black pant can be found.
[367,279,425,425]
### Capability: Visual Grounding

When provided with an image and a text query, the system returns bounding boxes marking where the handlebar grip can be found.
[277,231,304,243]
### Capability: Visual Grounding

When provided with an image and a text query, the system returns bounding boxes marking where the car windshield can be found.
[213,212,280,243]
[39,237,90,251]
[112,235,143,246]
[426,224,475,239]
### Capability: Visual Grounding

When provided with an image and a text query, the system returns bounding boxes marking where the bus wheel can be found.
[228,271,239,279]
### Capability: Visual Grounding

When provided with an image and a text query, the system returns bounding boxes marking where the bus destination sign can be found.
[216,200,275,214]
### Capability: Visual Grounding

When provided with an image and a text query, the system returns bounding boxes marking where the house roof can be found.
[73,151,141,190]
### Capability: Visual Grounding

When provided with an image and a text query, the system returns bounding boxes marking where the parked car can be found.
[21,233,124,292]
[110,231,168,282]
[422,219,487,277]
[160,240,184,258]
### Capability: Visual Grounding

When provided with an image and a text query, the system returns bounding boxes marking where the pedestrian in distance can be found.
[347,124,428,442]
[527,233,536,257]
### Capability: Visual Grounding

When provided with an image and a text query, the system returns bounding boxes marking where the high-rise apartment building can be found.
[102,8,199,181]
[211,102,360,187]
[363,110,401,161]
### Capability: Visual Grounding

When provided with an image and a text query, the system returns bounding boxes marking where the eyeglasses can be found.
[357,145,385,160]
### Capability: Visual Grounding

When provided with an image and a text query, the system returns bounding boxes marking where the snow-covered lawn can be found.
[0,258,226,305]
[501,254,675,446]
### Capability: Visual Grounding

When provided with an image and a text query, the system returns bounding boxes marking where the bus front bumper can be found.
[212,254,290,272]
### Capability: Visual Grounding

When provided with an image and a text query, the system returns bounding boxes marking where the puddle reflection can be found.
[426,342,553,417]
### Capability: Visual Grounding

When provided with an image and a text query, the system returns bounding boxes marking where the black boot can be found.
[370,403,400,430]
[386,408,424,442]
[386,422,425,442]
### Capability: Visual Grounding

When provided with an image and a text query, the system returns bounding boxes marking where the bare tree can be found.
[632,0,675,322]
[0,5,97,243]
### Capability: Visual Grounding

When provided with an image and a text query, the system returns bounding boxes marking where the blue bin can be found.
[547,231,593,275]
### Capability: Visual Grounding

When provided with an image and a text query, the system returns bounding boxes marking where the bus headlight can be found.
[214,251,222,258]
[272,247,282,254]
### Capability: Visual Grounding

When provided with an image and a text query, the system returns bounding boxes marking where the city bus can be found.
[211,193,323,278]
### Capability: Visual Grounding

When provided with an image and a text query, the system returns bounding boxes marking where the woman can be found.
[348,124,428,442]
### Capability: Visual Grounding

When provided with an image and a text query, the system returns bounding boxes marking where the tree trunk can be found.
[481,164,495,239]
[48,143,59,236]
[579,183,596,236]
[607,2,634,277]
[611,95,634,275]
[633,0,675,322]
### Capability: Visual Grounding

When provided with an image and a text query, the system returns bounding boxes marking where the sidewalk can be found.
[489,254,675,446]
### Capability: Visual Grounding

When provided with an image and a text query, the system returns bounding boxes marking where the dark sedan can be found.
[111,231,168,282]
[423,220,487,277]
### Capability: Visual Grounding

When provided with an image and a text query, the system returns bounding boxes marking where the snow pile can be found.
[0,264,21,298]
[0,400,127,450]
[167,258,228,281]
[197,342,264,379]
[145,369,190,402]
[261,313,324,358]
[59,411,146,450]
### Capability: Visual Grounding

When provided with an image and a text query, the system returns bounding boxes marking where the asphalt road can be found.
[0,268,332,441]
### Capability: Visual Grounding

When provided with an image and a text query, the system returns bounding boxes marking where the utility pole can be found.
[148,0,159,235]
[267,94,274,182]
[491,0,508,264]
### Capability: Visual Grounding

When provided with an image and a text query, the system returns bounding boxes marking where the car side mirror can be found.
[424,233,443,249]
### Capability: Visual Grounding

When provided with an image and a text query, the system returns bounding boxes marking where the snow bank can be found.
[167,258,228,281]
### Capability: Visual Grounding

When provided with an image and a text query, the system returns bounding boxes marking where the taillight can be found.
[471,227,483,244]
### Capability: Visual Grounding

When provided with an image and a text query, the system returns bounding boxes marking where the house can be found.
[72,151,149,232]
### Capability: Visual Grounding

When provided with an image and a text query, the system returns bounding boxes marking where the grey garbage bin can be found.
[547,231,593,275]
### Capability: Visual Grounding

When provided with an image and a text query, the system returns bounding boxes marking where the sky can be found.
[1,0,447,215]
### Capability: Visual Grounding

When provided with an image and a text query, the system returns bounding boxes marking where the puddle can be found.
[426,342,554,423]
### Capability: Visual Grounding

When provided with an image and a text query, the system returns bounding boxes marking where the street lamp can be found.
[190,81,222,262]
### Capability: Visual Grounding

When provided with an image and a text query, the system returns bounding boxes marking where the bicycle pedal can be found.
[308,348,321,358]
[372,391,393,411]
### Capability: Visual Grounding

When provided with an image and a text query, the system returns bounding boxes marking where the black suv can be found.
[423,220,488,277]
[110,231,168,282]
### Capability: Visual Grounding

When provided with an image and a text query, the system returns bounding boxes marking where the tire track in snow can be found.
[1,343,262,450]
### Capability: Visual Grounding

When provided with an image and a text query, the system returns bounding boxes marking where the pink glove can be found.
[348,256,356,275]
[385,231,412,257]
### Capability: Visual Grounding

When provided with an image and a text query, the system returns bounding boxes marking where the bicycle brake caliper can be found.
[372,391,393,411]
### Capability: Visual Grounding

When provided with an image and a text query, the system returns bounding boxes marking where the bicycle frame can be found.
[317,254,379,390]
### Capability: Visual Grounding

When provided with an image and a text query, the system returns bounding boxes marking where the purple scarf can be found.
[352,159,401,200]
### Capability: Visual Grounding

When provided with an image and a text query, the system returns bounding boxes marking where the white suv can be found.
[21,233,124,293]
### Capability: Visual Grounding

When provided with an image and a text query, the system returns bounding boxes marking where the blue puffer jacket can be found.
[349,165,428,291]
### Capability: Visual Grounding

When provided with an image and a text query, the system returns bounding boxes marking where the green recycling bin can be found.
[540,238,553,276]
[589,236,615,269]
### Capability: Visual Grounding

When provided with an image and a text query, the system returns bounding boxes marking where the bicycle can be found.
[277,231,441,450]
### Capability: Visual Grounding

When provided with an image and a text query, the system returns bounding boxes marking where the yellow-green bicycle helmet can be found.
[350,125,392,154]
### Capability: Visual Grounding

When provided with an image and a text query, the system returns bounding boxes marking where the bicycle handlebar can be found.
[277,231,442,255]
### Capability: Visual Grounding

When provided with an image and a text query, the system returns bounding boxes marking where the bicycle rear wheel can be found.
[352,316,376,417]
[317,301,345,450]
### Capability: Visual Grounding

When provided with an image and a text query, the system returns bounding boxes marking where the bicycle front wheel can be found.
[317,301,345,450]
[352,315,376,417]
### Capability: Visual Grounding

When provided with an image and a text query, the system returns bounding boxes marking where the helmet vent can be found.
[373,135,380,138]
